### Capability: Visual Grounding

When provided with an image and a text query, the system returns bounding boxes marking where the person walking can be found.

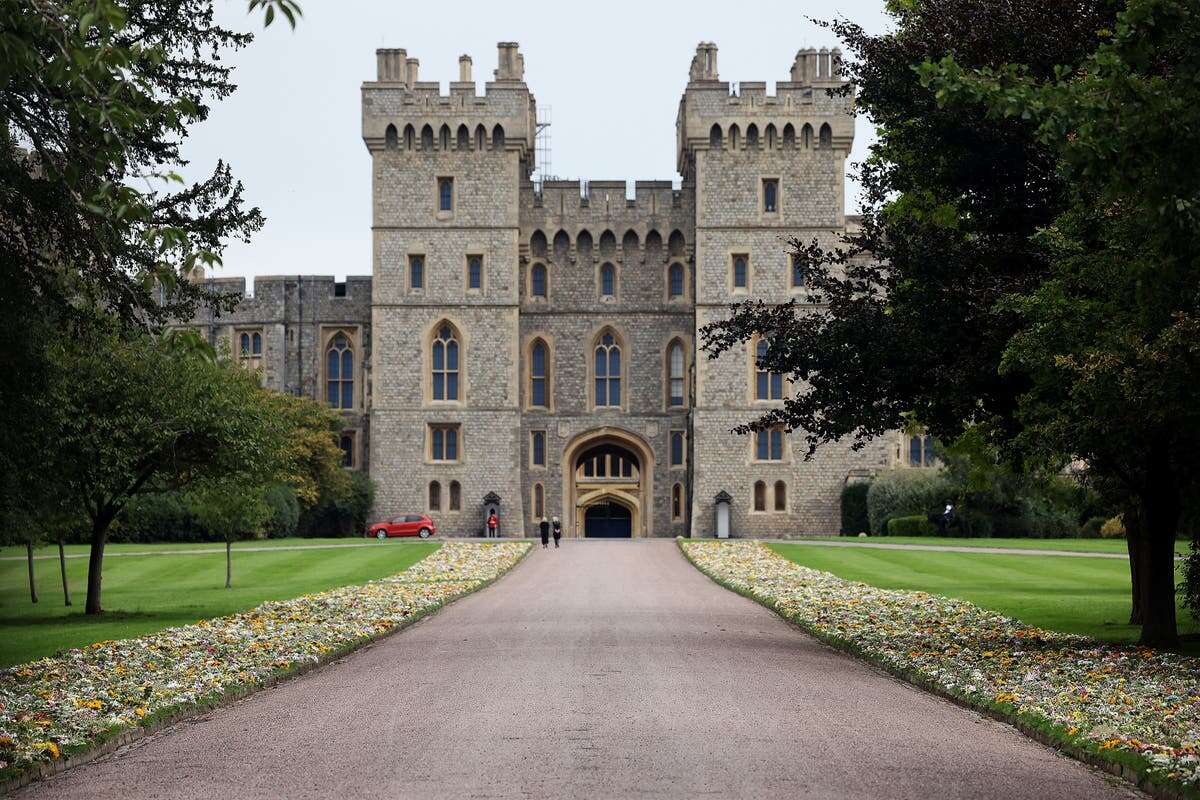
[538,517,550,549]
[487,510,499,538]
[551,516,562,548]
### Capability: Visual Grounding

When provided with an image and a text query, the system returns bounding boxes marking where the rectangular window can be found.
[531,430,546,467]
[467,255,483,291]
[762,179,779,213]
[409,254,424,290]
[732,254,749,290]
[430,424,460,462]
[755,428,784,461]
[670,430,685,467]
[791,254,805,288]
[438,177,453,212]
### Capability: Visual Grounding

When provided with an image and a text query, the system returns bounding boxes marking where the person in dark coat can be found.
[551,516,562,548]
[539,517,550,548]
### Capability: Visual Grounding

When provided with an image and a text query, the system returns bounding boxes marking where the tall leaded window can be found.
[530,340,548,407]
[432,324,460,401]
[668,263,685,299]
[732,254,748,290]
[594,332,621,407]
[670,430,685,467]
[668,341,685,407]
[531,430,546,467]
[533,483,545,519]
[430,424,459,461]
[531,263,547,298]
[326,333,354,409]
[409,254,424,290]
[438,177,453,211]
[672,483,683,520]
[763,179,779,213]
[467,255,483,290]
[791,254,805,288]
[600,263,616,297]
[755,427,784,461]
[755,339,784,400]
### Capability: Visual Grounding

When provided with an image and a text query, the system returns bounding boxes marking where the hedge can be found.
[866,469,954,535]
[840,482,871,535]
[886,514,939,537]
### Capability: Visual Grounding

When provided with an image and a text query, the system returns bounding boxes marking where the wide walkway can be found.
[21,541,1139,799]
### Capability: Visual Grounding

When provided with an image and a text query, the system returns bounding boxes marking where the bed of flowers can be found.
[0,541,528,784]
[683,540,1200,797]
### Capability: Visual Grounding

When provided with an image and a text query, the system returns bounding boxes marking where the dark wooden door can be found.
[584,501,632,538]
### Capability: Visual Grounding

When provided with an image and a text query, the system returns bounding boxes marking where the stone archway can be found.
[561,427,655,538]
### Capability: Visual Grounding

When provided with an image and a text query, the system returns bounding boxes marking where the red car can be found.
[368,514,436,540]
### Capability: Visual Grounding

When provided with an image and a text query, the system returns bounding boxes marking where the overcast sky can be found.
[181,0,892,286]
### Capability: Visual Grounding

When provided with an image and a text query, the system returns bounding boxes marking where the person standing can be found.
[539,517,550,548]
[551,516,562,548]
[487,510,499,538]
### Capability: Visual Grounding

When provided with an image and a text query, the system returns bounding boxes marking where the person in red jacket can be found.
[486,510,499,538]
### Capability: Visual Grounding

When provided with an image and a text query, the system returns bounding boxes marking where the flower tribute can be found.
[0,541,528,779]
[684,540,1200,788]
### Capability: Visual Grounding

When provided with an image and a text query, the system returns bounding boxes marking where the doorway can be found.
[584,501,633,538]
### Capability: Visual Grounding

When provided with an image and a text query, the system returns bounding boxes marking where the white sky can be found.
[181,0,892,285]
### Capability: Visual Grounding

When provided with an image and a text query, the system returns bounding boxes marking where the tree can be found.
[188,481,272,588]
[39,327,286,614]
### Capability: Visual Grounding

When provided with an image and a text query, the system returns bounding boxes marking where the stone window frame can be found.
[729,251,751,295]
[319,326,361,412]
[528,261,550,302]
[903,432,938,468]
[749,334,787,405]
[448,480,462,513]
[522,333,553,411]
[664,335,690,411]
[669,429,686,470]
[587,325,628,413]
[773,480,788,513]
[428,480,442,512]
[423,318,467,407]
[426,422,462,464]
[532,482,545,521]
[408,252,426,294]
[436,176,455,219]
[530,429,547,469]
[232,327,264,372]
[671,482,684,521]
[339,429,358,470]
[751,425,790,464]
[664,261,688,303]
[760,176,782,218]
[751,480,768,514]
[464,253,485,295]
[597,261,619,302]
[790,252,807,294]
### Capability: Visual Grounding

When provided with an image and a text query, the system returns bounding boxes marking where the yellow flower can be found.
[33,741,61,759]
[135,707,147,718]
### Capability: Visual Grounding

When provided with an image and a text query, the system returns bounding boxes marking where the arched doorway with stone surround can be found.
[561,427,655,538]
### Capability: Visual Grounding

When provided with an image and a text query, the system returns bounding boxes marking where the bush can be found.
[958,509,994,538]
[264,484,300,538]
[1017,497,1079,538]
[840,481,871,535]
[111,493,209,543]
[1079,516,1107,539]
[298,471,377,537]
[1100,516,1126,539]
[867,469,955,535]
[886,514,938,536]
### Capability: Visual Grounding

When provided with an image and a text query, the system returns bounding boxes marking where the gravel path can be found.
[19,540,1140,799]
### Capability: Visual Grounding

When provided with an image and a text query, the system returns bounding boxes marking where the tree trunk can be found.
[26,541,38,604]
[1125,504,1143,626]
[85,512,114,615]
[59,537,72,606]
[1137,460,1181,647]
[225,539,232,589]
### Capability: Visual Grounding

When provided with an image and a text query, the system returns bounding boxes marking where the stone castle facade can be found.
[181,42,929,538]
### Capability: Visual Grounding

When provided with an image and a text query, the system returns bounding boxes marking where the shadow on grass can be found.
[0,611,166,628]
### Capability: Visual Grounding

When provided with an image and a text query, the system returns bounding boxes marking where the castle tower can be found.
[678,43,887,535]
[362,43,536,534]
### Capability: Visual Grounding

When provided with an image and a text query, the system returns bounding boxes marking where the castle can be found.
[181,42,929,538]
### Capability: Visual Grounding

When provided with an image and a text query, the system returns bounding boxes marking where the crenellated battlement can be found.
[362,42,536,165]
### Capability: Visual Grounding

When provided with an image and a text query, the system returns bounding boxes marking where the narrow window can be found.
[239,332,250,356]
[672,483,683,520]
[594,333,621,407]
[670,430,685,467]
[774,481,787,512]
[668,263,685,298]
[923,435,936,466]
[326,333,354,409]
[819,123,833,148]
[531,263,547,298]
[429,481,441,511]
[791,254,805,288]
[385,124,398,149]
[755,339,784,400]
[668,341,685,407]
[457,125,469,150]
[600,263,615,297]
[449,480,462,511]
[340,432,354,468]
[754,481,767,512]
[431,324,460,402]
[530,340,548,407]
[438,177,453,212]
[467,255,483,291]
[421,125,434,149]
[533,483,545,519]
[710,124,723,149]
[430,424,460,461]
[252,332,262,356]
[763,179,778,213]
[746,124,759,148]
[732,254,748,290]
[409,254,424,290]
[531,430,546,467]
[439,125,450,150]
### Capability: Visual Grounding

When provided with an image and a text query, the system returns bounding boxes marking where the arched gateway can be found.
[561,428,654,538]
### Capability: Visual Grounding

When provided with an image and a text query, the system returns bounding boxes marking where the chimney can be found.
[459,54,473,82]
[495,42,524,81]
[406,57,420,88]
[804,48,818,82]
[375,48,406,82]
[831,47,843,79]
[790,50,806,82]
[819,47,831,79]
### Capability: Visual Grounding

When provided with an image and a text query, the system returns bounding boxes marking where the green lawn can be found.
[791,535,1188,555]
[0,539,438,667]
[0,536,381,559]
[768,543,1197,648]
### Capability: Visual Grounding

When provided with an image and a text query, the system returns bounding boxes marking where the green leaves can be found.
[248,0,303,29]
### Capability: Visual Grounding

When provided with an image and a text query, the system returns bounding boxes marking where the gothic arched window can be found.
[385,124,398,149]
[429,480,441,512]
[432,324,460,402]
[594,332,621,407]
[710,124,723,149]
[668,340,686,408]
[530,339,549,407]
[325,333,354,409]
[819,123,832,148]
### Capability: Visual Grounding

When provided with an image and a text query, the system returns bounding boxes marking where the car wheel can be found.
[376,530,387,541]
[419,528,431,539]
